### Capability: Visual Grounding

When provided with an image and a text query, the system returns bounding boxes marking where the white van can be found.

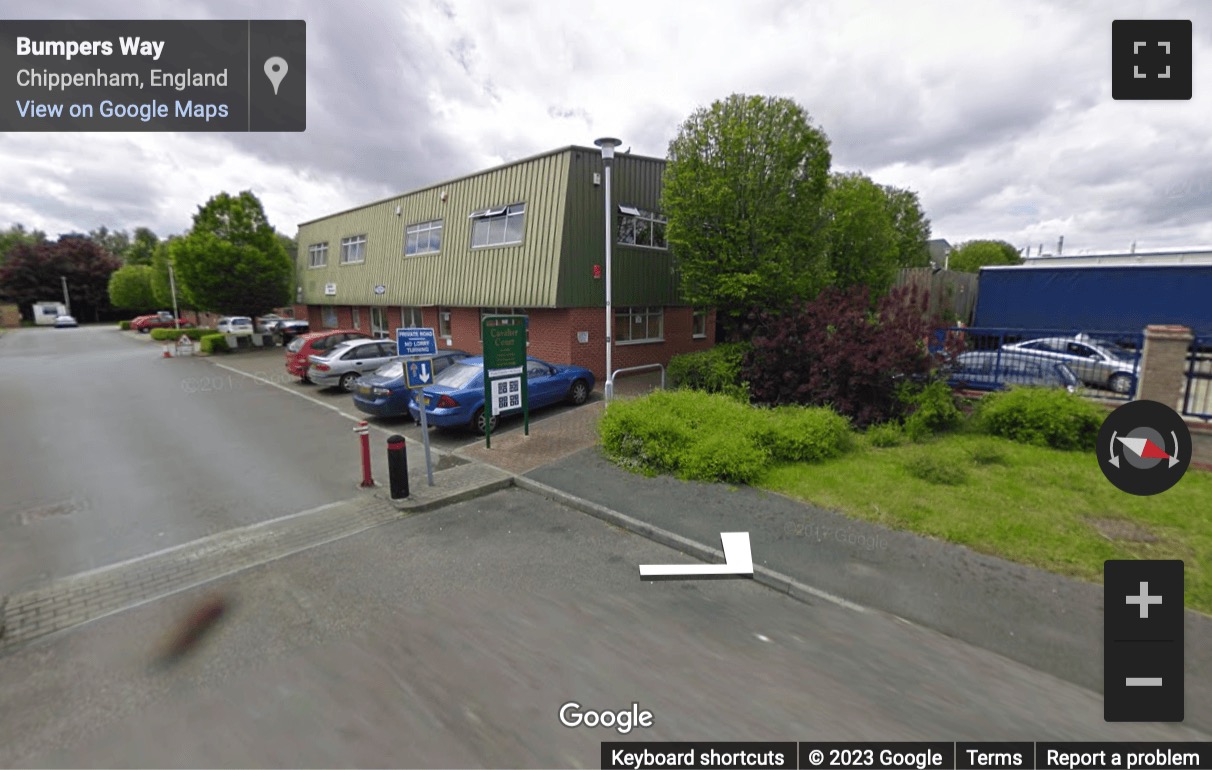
[33,302,68,325]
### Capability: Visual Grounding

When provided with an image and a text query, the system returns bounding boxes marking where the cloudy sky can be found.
[3,0,1212,255]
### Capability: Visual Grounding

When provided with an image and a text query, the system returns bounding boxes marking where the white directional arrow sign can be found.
[639,532,753,578]
[417,362,430,383]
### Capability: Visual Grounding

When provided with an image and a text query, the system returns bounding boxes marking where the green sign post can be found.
[481,315,528,448]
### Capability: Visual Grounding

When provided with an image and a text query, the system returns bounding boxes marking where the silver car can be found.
[307,338,400,391]
[1000,336,1138,393]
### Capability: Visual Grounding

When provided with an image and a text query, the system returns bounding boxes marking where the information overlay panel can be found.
[0,20,305,131]
[599,743,1212,770]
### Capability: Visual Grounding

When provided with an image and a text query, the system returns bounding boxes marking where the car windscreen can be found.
[375,361,404,379]
[433,362,480,389]
[286,337,305,352]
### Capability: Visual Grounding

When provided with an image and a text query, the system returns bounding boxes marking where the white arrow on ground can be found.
[639,532,753,578]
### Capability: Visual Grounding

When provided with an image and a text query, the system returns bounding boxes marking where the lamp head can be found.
[594,137,622,159]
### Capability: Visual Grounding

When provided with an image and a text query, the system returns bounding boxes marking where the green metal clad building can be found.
[294,145,714,381]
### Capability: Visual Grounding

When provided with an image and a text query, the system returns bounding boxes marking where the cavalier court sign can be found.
[481,314,528,448]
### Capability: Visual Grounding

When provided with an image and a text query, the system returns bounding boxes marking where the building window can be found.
[308,242,328,268]
[405,220,443,256]
[616,306,663,344]
[617,205,667,249]
[351,307,361,329]
[340,235,367,264]
[322,306,338,328]
[437,307,452,338]
[401,306,424,329]
[692,309,708,339]
[371,307,388,339]
[469,203,525,248]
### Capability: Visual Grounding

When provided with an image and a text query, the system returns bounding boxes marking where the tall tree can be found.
[171,191,291,316]
[108,264,157,311]
[948,239,1022,272]
[0,235,122,321]
[662,93,833,338]
[882,185,932,268]
[125,227,159,266]
[822,171,900,295]
[0,224,47,266]
[89,226,130,261]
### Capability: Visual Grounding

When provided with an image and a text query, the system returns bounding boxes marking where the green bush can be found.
[150,327,214,341]
[904,452,968,485]
[866,422,907,448]
[118,320,131,330]
[976,387,1104,450]
[746,406,853,462]
[903,380,963,442]
[668,343,750,401]
[599,389,854,484]
[969,441,1010,466]
[199,333,229,354]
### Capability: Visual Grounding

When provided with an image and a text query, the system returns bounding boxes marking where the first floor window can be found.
[322,306,338,328]
[617,205,668,249]
[615,306,663,343]
[405,220,443,255]
[340,235,367,263]
[470,203,525,248]
[401,306,424,328]
[692,309,708,339]
[308,242,328,267]
[437,307,452,338]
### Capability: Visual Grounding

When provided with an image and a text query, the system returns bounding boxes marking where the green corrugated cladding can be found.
[556,149,680,307]
[295,146,682,309]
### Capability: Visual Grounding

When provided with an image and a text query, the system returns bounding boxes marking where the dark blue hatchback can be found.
[351,349,471,417]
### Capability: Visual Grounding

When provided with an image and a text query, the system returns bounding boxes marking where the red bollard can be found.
[354,421,373,487]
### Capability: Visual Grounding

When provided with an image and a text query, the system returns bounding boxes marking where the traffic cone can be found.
[162,343,172,358]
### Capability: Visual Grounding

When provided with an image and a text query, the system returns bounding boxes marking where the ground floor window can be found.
[351,307,361,330]
[437,307,452,338]
[401,306,423,328]
[322,306,338,328]
[616,306,663,343]
[692,308,708,339]
[370,307,388,339]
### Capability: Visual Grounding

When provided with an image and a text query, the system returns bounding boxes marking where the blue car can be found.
[408,356,596,434]
[946,351,1080,392]
[352,350,472,417]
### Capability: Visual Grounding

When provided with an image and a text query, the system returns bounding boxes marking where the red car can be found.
[131,311,194,333]
[285,329,371,382]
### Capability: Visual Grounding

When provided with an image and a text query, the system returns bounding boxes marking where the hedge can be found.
[150,327,215,341]
[199,333,230,354]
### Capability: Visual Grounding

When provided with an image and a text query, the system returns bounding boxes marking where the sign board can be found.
[374,285,386,295]
[396,327,437,357]
[405,358,434,389]
[480,315,529,447]
[324,283,337,296]
[175,335,194,356]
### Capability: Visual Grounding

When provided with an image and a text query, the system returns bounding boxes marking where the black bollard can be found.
[387,434,409,499]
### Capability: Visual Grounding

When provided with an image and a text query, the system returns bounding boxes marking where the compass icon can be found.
[1098,400,1192,495]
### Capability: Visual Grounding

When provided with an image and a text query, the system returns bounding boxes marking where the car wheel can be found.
[472,408,498,436]
[1108,373,1134,394]
[568,379,590,405]
[339,372,360,392]
[138,327,149,333]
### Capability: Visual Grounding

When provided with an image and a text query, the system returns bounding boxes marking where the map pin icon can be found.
[264,57,288,95]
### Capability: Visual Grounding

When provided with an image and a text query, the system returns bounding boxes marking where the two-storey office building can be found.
[293,145,714,381]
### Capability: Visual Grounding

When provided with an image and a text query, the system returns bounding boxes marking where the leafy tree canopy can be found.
[822,171,900,295]
[662,93,833,337]
[171,191,291,316]
[0,224,47,266]
[948,239,1023,272]
[89,226,130,261]
[0,235,122,320]
[125,227,159,266]
[882,185,932,268]
[108,264,157,310]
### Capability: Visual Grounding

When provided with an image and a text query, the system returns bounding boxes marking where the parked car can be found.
[308,338,402,391]
[216,316,255,335]
[408,356,595,435]
[131,311,194,333]
[273,319,311,341]
[255,314,287,333]
[1000,335,1138,393]
[947,351,1080,393]
[352,350,473,417]
[285,329,371,382]
[53,314,77,328]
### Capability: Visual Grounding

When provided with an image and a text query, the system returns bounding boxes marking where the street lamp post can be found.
[60,276,70,316]
[168,264,181,330]
[595,137,622,400]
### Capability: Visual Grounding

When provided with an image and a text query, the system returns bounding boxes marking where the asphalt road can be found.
[1,326,1207,768]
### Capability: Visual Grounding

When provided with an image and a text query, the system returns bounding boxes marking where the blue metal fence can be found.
[939,327,1143,400]
[1183,337,1212,419]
